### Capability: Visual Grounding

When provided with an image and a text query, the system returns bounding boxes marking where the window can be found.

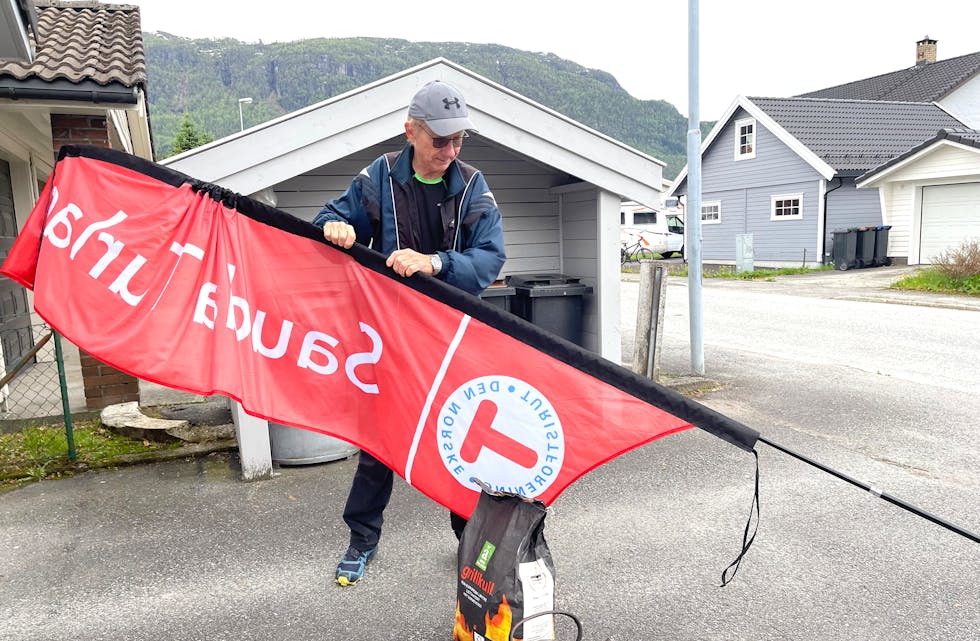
[632,211,658,225]
[701,201,721,225]
[771,194,803,220]
[735,118,756,159]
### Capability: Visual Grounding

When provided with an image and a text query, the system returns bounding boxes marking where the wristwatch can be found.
[429,253,443,275]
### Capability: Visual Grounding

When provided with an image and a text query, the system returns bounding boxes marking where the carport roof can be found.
[162,58,667,206]
[856,127,980,187]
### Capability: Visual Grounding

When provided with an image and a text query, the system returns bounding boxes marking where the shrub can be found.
[932,239,980,280]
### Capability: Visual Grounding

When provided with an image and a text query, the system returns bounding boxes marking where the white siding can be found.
[880,182,915,258]
[558,186,600,352]
[941,75,980,129]
[269,135,576,279]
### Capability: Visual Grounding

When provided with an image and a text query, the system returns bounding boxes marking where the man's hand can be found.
[321,221,357,249]
[387,248,434,278]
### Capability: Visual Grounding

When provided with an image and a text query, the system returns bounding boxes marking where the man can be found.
[313,80,506,586]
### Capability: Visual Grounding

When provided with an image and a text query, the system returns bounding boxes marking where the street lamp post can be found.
[238,97,253,131]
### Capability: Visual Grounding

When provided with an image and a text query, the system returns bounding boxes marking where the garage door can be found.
[920,182,980,263]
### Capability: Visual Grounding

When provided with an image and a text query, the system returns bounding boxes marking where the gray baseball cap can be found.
[408,80,477,136]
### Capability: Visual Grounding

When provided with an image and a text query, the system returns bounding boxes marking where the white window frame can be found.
[770,193,803,221]
[734,118,756,160]
[701,200,721,225]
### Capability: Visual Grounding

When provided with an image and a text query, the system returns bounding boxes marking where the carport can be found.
[163,57,668,479]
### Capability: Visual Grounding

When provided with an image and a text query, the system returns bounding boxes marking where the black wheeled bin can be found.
[832,228,858,270]
[874,225,892,266]
[855,226,876,268]
[506,273,594,346]
[479,283,516,313]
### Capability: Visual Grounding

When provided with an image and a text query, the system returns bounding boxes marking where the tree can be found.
[168,114,214,157]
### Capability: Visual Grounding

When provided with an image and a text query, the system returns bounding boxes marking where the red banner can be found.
[2,146,756,518]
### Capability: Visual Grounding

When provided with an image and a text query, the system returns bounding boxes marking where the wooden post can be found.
[632,260,668,381]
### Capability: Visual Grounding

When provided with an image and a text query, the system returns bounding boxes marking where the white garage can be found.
[920,182,980,263]
[857,129,980,265]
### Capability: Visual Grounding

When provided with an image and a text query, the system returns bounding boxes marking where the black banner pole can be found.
[758,435,979,545]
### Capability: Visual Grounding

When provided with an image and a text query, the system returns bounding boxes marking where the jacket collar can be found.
[390,143,468,196]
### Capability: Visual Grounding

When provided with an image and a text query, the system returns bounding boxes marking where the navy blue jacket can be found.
[313,144,506,295]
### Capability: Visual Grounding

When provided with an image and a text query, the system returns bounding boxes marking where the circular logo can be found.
[436,375,564,497]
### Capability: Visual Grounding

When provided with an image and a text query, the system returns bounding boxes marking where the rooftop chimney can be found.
[916,35,937,65]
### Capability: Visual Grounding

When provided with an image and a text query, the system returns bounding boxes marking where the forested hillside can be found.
[144,33,704,179]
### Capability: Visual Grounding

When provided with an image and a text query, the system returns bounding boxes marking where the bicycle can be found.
[620,237,657,264]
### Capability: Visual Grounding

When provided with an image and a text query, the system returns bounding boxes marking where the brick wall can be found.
[79,351,140,409]
[51,114,111,149]
[51,114,141,410]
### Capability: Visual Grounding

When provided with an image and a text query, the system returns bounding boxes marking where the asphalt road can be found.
[1,267,978,640]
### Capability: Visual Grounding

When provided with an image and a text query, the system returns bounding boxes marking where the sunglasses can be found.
[419,123,469,149]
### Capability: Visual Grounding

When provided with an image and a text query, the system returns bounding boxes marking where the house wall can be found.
[693,109,824,264]
[942,75,980,129]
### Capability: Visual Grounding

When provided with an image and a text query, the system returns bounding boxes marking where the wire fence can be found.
[1,322,65,423]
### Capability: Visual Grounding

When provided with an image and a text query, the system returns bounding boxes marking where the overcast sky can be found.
[128,0,978,121]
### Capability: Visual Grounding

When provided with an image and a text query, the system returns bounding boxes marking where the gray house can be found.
[669,96,965,267]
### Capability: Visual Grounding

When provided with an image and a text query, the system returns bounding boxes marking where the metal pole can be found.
[238,97,252,132]
[687,0,705,375]
[53,331,76,461]
[760,435,980,545]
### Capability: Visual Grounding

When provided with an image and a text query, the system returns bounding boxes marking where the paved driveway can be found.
[1,265,977,641]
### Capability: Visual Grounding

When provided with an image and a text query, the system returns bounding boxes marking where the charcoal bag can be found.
[453,485,555,641]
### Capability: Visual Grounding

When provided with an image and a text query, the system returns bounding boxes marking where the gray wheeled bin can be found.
[855,226,876,268]
[479,283,516,313]
[506,273,594,346]
[874,225,892,266]
[832,229,858,270]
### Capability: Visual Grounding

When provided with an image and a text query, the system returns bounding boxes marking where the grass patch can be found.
[890,269,980,297]
[0,419,182,491]
[631,263,835,280]
[704,264,835,280]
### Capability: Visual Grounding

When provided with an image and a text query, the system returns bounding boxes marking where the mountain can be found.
[144,33,704,179]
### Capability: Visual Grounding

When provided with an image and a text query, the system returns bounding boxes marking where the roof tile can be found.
[798,51,980,103]
[749,97,966,173]
[0,0,145,88]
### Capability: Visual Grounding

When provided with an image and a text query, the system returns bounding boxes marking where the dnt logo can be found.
[436,375,565,497]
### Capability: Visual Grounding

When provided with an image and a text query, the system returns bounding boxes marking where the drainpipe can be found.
[821,176,843,264]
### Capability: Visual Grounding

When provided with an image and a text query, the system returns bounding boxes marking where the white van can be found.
[620,200,685,258]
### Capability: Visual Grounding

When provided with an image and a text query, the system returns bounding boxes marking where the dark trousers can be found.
[343,450,467,550]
